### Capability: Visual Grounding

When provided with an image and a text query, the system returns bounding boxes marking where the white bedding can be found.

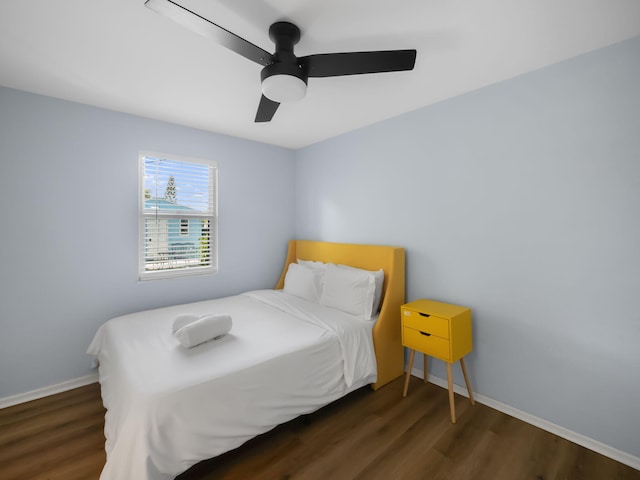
[87,290,377,480]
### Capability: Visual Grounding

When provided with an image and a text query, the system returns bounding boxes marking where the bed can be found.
[88,240,405,480]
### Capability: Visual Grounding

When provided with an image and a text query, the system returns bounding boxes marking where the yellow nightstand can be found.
[401,299,475,423]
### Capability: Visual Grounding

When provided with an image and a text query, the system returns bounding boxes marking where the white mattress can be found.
[87,290,377,480]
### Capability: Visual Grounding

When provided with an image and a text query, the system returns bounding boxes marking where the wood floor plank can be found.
[0,383,100,425]
[0,399,105,449]
[352,395,453,479]
[1,377,638,480]
[289,381,447,479]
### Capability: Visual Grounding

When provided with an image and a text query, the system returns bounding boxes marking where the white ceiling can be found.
[1,1,639,149]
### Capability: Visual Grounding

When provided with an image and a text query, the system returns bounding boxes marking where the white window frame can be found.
[138,151,218,281]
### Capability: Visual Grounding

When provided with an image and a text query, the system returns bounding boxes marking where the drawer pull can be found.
[419,331,431,336]
[419,313,431,318]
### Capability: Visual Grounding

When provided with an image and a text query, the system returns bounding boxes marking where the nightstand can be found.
[401,299,475,423]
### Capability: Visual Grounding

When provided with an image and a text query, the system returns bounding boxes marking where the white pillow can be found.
[283,262,323,302]
[336,264,385,314]
[297,259,327,292]
[297,259,326,272]
[320,263,378,319]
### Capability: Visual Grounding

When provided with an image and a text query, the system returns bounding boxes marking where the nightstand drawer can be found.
[402,327,450,360]
[402,309,449,339]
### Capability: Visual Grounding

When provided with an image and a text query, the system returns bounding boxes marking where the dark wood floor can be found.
[1,377,638,480]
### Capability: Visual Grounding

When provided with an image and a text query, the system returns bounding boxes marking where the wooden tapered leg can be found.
[423,354,428,383]
[460,357,475,405]
[403,349,416,397]
[446,362,456,423]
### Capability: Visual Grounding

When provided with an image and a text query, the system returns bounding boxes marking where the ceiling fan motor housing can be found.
[260,22,308,103]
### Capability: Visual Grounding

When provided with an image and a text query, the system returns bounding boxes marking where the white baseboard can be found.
[0,372,99,410]
[410,367,640,472]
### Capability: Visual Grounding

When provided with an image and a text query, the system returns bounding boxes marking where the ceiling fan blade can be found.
[255,95,280,122]
[145,0,273,66]
[300,50,416,78]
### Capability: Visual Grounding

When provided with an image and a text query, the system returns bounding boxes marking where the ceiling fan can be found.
[144,0,417,123]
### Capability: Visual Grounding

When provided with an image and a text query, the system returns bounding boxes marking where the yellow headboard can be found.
[275,240,405,390]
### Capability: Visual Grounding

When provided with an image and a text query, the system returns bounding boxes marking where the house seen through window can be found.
[139,152,218,280]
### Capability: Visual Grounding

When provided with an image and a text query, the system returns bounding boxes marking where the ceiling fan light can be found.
[262,74,307,103]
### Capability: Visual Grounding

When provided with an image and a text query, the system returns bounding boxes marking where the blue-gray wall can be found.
[0,87,296,398]
[295,36,640,458]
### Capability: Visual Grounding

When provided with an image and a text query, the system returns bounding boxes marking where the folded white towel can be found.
[172,314,200,333]
[175,314,233,348]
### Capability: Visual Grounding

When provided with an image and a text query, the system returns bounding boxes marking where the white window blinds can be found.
[139,152,218,280]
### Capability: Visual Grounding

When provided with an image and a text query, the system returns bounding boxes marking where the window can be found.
[139,152,218,280]
[180,219,189,236]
